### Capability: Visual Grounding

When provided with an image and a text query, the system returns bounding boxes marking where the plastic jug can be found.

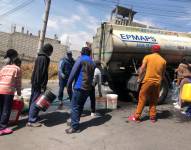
[181,83,191,102]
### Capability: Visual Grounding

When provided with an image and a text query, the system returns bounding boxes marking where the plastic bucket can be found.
[96,97,107,110]
[35,90,56,111]
[181,83,191,102]
[9,99,24,125]
[106,94,118,109]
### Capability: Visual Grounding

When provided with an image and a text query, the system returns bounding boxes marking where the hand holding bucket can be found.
[35,90,56,112]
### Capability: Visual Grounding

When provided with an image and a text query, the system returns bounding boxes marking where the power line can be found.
[0,0,26,14]
[103,0,189,12]
[74,0,189,29]
[0,0,35,18]
[75,0,190,19]
[99,0,191,16]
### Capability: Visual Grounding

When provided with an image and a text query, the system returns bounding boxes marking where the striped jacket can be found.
[0,64,22,95]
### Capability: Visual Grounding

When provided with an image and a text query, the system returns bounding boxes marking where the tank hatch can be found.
[110,5,137,26]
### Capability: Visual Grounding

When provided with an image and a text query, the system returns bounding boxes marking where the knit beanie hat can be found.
[151,44,160,53]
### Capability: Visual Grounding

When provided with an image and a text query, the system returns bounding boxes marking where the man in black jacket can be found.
[27,43,53,127]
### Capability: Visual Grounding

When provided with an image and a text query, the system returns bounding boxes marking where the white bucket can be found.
[106,94,118,109]
[96,97,107,110]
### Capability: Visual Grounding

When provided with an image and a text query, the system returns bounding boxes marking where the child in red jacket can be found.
[0,49,21,135]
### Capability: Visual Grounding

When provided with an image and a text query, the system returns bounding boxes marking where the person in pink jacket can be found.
[0,49,22,136]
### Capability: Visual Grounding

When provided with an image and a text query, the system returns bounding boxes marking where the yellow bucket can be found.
[181,83,191,102]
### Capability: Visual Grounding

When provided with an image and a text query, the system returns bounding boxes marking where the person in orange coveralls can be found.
[128,44,166,123]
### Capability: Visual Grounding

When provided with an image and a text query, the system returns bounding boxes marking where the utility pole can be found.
[37,0,51,53]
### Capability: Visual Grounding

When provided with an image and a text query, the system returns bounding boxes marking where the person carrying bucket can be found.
[0,49,22,135]
[128,44,166,123]
[174,58,191,110]
[27,43,53,127]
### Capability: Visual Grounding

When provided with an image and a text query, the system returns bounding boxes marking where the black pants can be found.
[28,88,41,123]
[89,87,96,113]
[0,94,14,130]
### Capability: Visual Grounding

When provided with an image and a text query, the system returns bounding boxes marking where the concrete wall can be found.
[0,31,67,62]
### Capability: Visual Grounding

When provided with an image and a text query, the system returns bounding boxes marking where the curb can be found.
[22,79,58,84]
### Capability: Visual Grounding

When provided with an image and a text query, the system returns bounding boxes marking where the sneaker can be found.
[173,102,178,106]
[150,117,157,123]
[26,122,42,127]
[65,127,80,134]
[91,112,101,117]
[0,128,13,135]
[0,130,3,135]
[174,104,181,110]
[181,111,186,115]
[57,101,64,110]
[127,115,141,123]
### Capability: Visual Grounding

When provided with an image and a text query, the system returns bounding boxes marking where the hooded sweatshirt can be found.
[31,50,50,89]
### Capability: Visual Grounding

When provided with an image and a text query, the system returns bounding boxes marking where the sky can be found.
[0,0,191,50]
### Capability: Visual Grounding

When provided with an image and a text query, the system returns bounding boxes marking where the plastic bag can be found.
[171,81,179,102]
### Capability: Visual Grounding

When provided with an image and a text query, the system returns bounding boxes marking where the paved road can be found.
[1,83,191,150]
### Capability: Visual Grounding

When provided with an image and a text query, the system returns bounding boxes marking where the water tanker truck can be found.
[92,6,191,104]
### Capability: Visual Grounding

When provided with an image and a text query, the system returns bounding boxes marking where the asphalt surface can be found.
[1,82,191,150]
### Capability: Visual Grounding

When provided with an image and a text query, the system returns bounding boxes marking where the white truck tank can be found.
[93,23,191,65]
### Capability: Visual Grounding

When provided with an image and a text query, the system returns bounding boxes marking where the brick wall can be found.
[0,31,67,62]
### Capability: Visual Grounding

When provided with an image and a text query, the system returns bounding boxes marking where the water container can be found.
[96,97,107,110]
[171,81,179,102]
[181,83,191,102]
[35,90,56,111]
[9,99,24,125]
[106,94,118,109]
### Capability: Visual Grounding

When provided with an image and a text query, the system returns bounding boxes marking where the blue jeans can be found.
[71,89,89,130]
[28,88,41,123]
[58,77,68,101]
[0,94,14,130]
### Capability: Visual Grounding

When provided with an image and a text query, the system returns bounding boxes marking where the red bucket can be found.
[35,90,56,112]
[9,99,24,125]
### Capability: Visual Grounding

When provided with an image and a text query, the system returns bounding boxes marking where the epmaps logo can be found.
[120,34,157,44]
